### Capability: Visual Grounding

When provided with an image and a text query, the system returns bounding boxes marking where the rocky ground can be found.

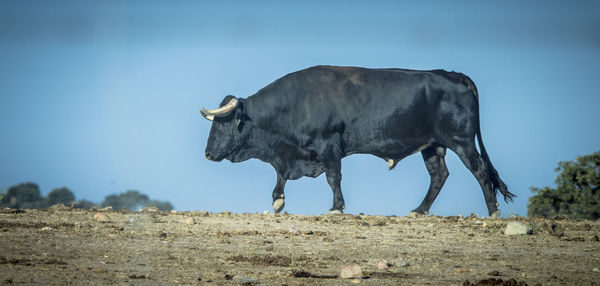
[1,206,599,285]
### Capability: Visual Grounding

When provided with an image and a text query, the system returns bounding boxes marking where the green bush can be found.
[528,150,600,219]
[0,182,45,209]
[47,187,75,206]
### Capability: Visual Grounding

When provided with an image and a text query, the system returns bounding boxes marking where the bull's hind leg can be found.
[325,159,345,214]
[451,142,500,218]
[315,138,346,214]
[272,173,287,213]
[411,144,449,215]
[325,164,346,214]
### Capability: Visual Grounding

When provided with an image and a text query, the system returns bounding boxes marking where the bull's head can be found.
[201,95,251,162]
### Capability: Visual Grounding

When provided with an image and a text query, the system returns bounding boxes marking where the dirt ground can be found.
[0,206,599,285]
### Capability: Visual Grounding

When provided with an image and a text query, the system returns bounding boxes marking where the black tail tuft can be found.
[488,158,514,202]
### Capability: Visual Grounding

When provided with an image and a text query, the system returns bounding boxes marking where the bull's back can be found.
[248,66,474,153]
[282,66,439,119]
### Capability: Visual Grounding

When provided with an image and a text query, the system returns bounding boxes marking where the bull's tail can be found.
[467,78,515,202]
[477,127,514,202]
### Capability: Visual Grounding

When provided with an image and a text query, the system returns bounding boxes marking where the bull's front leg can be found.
[272,173,287,213]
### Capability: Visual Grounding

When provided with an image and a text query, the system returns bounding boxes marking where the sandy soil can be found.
[1,206,599,285]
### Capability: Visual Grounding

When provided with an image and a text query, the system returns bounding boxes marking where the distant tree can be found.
[73,199,97,210]
[101,194,121,209]
[47,187,75,206]
[101,190,173,211]
[528,151,600,219]
[0,182,46,209]
[102,190,149,210]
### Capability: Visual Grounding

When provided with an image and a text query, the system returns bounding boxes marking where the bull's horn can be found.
[202,98,239,116]
[200,110,214,121]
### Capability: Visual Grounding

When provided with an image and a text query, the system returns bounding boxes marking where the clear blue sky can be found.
[1,1,599,216]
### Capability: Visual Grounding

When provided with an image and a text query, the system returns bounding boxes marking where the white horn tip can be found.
[200,109,214,121]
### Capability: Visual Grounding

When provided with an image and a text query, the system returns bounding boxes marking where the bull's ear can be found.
[235,113,250,131]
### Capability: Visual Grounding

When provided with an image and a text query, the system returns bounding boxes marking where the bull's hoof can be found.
[489,210,501,219]
[327,209,343,215]
[409,211,427,218]
[272,199,285,213]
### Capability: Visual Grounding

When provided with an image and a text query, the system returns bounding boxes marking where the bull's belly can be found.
[344,137,434,161]
[278,158,325,180]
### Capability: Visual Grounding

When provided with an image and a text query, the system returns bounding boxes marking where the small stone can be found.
[263,210,269,215]
[100,206,113,211]
[192,210,209,217]
[184,217,195,225]
[340,264,362,279]
[93,213,110,222]
[41,226,53,231]
[232,275,257,284]
[289,228,300,235]
[139,206,158,213]
[377,259,389,270]
[546,223,564,237]
[170,210,177,214]
[129,274,146,279]
[487,270,501,276]
[592,267,600,272]
[504,222,532,235]
[590,235,599,242]
[395,259,410,267]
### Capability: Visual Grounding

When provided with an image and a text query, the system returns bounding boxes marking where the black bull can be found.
[201,65,514,217]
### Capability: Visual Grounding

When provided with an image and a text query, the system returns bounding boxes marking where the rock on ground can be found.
[184,217,195,225]
[232,275,257,284]
[93,213,110,222]
[505,222,533,235]
[340,265,362,279]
